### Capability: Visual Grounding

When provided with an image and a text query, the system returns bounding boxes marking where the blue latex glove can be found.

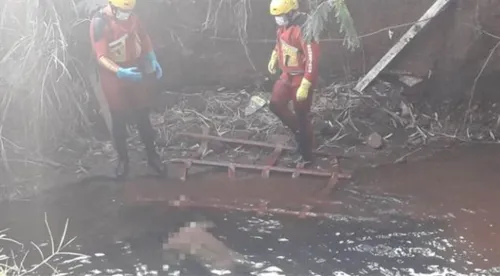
[116,67,142,82]
[145,51,163,79]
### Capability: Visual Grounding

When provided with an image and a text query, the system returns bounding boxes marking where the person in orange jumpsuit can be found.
[267,0,320,163]
[89,0,165,178]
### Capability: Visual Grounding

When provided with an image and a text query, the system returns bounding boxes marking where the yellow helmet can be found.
[270,0,298,16]
[109,0,136,11]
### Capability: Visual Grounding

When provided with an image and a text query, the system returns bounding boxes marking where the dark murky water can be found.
[1,143,500,275]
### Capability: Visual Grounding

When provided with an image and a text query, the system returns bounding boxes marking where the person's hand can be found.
[296,78,312,102]
[116,67,143,82]
[268,50,278,75]
[146,51,163,79]
[152,59,163,79]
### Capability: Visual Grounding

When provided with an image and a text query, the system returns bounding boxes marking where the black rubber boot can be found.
[147,151,166,177]
[295,116,315,166]
[110,111,130,180]
[135,108,166,177]
[116,157,130,180]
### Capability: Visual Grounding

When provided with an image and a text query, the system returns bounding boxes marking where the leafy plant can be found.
[303,0,360,51]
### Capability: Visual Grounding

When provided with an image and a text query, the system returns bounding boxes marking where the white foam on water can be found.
[106,268,123,273]
[253,262,265,269]
[406,267,468,276]
[90,269,102,275]
[314,258,325,263]
[333,271,352,276]
[263,266,283,272]
[211,269,232,275]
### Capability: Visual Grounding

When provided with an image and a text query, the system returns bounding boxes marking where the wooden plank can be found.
[353,0,452,93]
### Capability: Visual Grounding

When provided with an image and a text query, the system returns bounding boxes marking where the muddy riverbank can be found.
[0,142,499,275]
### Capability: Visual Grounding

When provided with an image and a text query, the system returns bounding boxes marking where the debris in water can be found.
[61,255,90,264]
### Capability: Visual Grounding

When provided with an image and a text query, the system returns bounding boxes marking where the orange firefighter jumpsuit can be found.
[269,12,320,161]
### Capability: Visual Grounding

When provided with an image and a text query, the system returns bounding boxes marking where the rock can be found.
[400,101,412,117]
[398,75,423,87]
[367,132,384,149]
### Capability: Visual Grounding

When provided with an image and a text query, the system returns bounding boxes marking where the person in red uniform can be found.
[89,0,165,179]
[267,0,320,163]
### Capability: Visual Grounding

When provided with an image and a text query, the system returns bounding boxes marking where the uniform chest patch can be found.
[279,39,299,67]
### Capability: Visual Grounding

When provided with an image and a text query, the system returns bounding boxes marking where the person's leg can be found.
[100,71,130,178]
[269,77,298,132]
[131,76,165,176]
[110,109,130,178]
[292,77,315,162]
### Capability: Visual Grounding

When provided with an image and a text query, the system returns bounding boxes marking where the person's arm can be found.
[295,28,320,101]
[89,16,120,73]
[268,47,278,74]
[300,35,320,84]
[136,17,154,55]
[136,17,163,78]
[268,30,280,74]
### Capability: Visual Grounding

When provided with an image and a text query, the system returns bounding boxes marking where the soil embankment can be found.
[125,0,500,105]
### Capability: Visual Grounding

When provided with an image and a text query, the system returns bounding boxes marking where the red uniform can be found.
[89,9,153,111]
[269,12,320,161]
[88,8,163,176]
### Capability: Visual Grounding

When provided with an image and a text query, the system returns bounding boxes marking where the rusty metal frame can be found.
[171,158,351,179]
[167,196,335,219]
[177,131,332,156]
[171,130,352,191]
